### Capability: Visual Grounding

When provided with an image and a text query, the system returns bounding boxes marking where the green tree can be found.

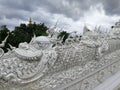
[58,31,69,43]
[0,22,49,52]
[0,25,10,52]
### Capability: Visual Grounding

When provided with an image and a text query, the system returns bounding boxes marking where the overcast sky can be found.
[0,0,120,33]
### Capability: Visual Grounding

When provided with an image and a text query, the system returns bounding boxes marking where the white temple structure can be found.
[1,20,120,90]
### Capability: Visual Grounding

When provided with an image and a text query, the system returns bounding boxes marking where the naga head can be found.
[30,36,53,50]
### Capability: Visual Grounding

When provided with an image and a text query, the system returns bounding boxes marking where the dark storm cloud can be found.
[66,0,120,16]
[1,9,29,20]
[0,0,33,20]
[0,0,37,12]
[0,16,3,20]
[1,0,120,21]
[101,0,120,15]
[0,0,95,21]
[34,0,93,20]
[0,0,120,31]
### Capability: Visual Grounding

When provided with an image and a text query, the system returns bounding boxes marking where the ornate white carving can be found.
[0,48,4,58]
[1,20,120,90]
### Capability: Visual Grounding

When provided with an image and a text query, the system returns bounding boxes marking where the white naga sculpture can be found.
[1,20,120,90]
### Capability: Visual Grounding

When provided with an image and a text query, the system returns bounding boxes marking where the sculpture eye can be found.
[70,36,73,38]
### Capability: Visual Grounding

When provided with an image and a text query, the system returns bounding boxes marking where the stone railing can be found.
[54,50,120,90]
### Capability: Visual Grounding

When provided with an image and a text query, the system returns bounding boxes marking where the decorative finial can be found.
[29,18,32,24]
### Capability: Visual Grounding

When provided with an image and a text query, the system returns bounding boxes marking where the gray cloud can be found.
[101,0,120,15]
[0,0,37,11]
[0,0,120,31]
[0,0,94,21]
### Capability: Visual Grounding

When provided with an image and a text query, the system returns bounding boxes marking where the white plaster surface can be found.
[94,70,120,90]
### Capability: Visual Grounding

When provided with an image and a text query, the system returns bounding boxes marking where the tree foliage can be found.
[0,22,48,52]
[0,21,71,52]
[58,31,69,43]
